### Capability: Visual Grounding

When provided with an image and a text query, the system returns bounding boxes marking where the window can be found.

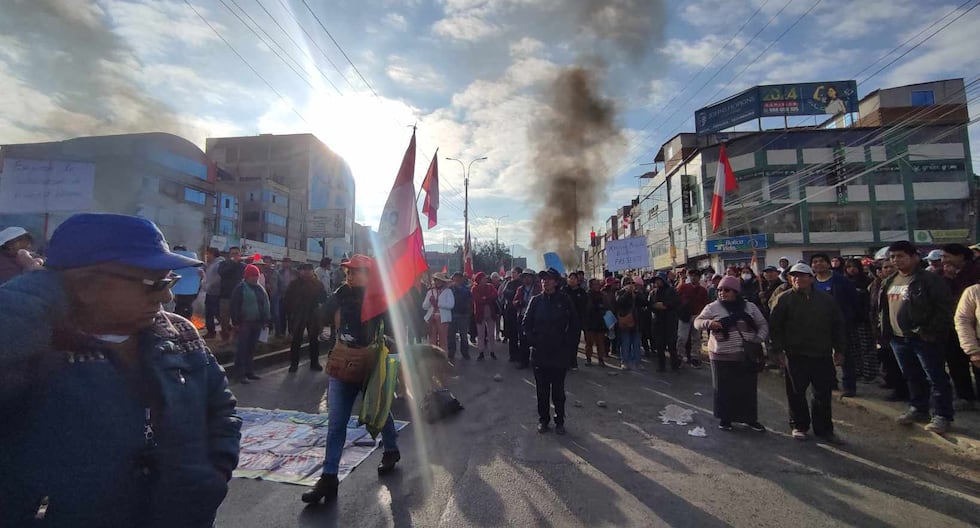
[264,233,286,246]
[265,211,287,227]
[183,187,206,205]
[916,201,968,230]
[244,211,260,222]
[808,205,872,232]
[219,219,234,236]
[876,203,908,231]
[869,166,902,185]
[220,194,237,219]
[910,90,935,106]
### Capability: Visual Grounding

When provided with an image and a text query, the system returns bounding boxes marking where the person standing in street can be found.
[230,264,270,383]
[524,269,580,435]
[423,272,455,351]
[261,256,282,335]
[843,258,878,383]
[513,270,542,369]
[315,257,333,294]
[953,283,980,409]
[941,243,980,411]
[284,263,328,372]
[810,253,859,396]
[770,263,847,443]
[563,272,589,369]
[677,268,709,368]
[615,276,642,371]
[695,275,769,432]
[218,247,246,342]
[472,272,499,360]
[170,245,203,320]
[501,267,523,357]
[0,213,241,527]
[202,247,224,339]
[650,272,681,372]
[447,272,473,360]
[879,241,955,434]
[584,278,610,367]
[302,255,401,505]
[277,257,298,337]
[0,226,41,286]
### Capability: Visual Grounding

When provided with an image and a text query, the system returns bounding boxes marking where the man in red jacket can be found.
[677,268,709,368]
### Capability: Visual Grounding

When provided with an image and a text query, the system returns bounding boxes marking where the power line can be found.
[299,0,380,98]
[250,0,344,94]
[271,0,359,92]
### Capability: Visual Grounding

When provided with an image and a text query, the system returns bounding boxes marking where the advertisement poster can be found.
[233,407,409,486]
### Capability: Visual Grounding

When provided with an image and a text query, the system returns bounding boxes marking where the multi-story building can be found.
[205,133,355,263]
[635,78,975,272]
[0,132,234,254]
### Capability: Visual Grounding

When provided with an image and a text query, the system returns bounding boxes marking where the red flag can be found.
[361,131,430,322]
[441,264,447,273]
[710,143,738,233]
[421,151,439,229]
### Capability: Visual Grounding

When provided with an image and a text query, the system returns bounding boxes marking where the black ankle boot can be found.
[377,450,401,475]
[301,474,338,504]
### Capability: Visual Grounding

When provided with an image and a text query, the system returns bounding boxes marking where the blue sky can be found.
[1,0,978,258]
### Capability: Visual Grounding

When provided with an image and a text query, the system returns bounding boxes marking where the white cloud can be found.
[102,0,221,57]
[385,55,447,93]
[509,36,544,58]
[382,12,408,31]
[432,13,503,42]
[665,34,744,68]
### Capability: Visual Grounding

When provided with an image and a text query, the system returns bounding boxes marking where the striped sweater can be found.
[693,300,769,362]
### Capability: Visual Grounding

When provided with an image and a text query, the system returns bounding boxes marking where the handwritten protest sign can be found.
[0,158,95,213]
[605,237,649,271]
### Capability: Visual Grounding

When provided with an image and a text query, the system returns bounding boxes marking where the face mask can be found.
[741,273,753,281]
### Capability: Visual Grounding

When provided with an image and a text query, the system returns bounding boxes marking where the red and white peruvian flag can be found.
[710,143,738,233]
[361,131,429,321]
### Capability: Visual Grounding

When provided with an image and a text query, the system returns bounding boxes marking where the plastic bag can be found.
[258,327,269,343]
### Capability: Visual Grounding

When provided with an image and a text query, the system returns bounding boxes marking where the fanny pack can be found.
[326,311,378,384]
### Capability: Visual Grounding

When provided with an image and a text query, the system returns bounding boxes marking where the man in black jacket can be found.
[650,273,680,372]
[562,272,588,369]
[524,269,580,435]
[217,246,245,342]
[501,267,523,361]
[879,241,955,435]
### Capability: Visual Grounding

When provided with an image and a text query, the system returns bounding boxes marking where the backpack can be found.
[617,311,636,329]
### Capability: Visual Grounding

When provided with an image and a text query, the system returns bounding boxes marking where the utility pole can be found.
[481,215,508,247]
[446,156,488,261]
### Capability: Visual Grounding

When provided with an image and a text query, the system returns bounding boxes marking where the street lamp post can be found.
[446,156,488,260]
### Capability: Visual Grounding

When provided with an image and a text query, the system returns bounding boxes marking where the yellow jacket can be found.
[954,284,980,356]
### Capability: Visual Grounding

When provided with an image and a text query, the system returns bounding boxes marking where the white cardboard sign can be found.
[605,236,650,272]
[0,158,95,213]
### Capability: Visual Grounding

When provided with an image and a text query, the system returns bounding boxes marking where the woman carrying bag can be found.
[302,255,401,505]
[694,275,769,432]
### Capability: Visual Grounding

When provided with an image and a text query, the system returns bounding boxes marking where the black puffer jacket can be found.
[878,268,953,343]
[523,290,581,368]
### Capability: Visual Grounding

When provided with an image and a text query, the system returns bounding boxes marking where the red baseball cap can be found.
[341,254,375,270]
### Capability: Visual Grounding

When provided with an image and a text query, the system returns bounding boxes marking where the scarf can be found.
[717,297,756,340]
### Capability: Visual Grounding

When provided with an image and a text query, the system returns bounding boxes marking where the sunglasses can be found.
[102,271,182,292]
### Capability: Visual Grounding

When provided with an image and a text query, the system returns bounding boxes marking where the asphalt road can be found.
[217,341,980,527]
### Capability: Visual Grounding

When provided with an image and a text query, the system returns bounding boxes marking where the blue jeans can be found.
[619,328,641,366]
[891,336,954,420]
[323,377,399,475]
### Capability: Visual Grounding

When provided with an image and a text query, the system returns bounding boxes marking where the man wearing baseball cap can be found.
[769,263,847,443]
[0,213,241,526]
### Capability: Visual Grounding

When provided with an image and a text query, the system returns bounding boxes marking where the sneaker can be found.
[953,399,976,412]
[555,424,566,435]
[924,416,951,435]
[301,474,338,504]
[490,352,497,360]
[896,408,928,425]
[791,429,808,441]
[378,450,401,475]
[537,423,550,434]
[718,421,733,431]
[477,353,485,361]
[746,422,766,432]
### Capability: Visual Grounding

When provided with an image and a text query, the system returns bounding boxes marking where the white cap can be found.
[0,227,29,247]
[925,249,943,261]
[874,246,890,261]
[788,263,814,276]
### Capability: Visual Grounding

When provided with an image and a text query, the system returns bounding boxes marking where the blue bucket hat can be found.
[46,213,202,271]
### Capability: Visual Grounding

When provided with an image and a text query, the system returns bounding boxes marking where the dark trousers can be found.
[174,294,196,320]
[289,319,321,367]
[204,294,221,334]
[235,321,263,376]
[505,312,520,361]
[277,299,290,336]
[517,331,531,366]
[448,314,471,357]
[891,337,954,419]
[653,322,678,370]
[879,342,909,395]
[638,313,653,354]
[533,366,567,425]
[946,338,979,401]
[784,354,836,436]
[841,328,859,392]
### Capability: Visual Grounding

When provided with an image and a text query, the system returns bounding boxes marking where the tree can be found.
[451,240,513,274]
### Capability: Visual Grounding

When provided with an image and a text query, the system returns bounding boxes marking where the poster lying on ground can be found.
[233,407,410,487]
